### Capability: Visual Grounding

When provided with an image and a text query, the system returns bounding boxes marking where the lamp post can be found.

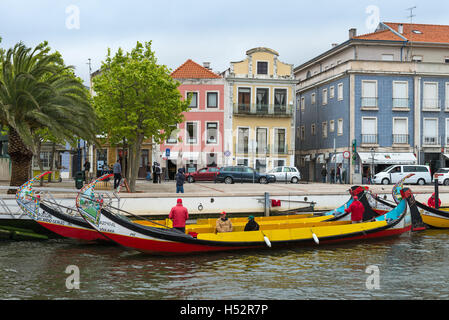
[370,147,375,184]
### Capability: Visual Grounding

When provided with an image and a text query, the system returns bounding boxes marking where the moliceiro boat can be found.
[76,178,418,255]
[16,171,110,242]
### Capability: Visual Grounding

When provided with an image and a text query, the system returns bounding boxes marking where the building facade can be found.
[223,47,297,172]
[295,22,449,183]
[156,59,226,179]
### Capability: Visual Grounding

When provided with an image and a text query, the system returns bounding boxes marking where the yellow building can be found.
[223,47,296,172]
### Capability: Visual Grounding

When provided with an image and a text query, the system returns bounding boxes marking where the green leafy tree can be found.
[92,41,190,192]
[0,41,98,191]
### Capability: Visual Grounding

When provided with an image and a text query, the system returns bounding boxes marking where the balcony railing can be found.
[361,97,378,108]
[233,103,292,116]
[361,134,378,144]
[235,143,289,155]
[423,136,439,145]
[392,134,409,144]
[422,98,440,110]
[392,98,409,109]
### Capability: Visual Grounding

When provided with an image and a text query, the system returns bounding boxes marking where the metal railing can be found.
[422,98,440,110]
[361,97,378,108]
[233,103,292,116]
[392,98,409,109]
[423,136,439,145]
[361,134,378,144]
[392,134,409,144]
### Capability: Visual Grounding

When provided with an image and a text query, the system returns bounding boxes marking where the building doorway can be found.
[167,160,177,180]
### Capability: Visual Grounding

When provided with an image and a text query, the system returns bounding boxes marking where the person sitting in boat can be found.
[215,211,233,233]
[244,215,260,231]
[427,192,441,208]
[344,195,365,223]
[169,198,189,233]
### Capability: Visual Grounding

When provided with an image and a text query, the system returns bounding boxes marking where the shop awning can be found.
[182,152,199,160]
[358,152,416,165]
[304,155,311,162]
[443,154,449,160]
[330,153,343,163]
[316,154,325,164]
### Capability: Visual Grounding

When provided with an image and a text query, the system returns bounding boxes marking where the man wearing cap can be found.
[344,195,365,223]
[215,211,233,233]
[169,199,189,233]
[244,215,259,231]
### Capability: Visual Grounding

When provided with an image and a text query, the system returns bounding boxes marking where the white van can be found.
[372,165,431,185]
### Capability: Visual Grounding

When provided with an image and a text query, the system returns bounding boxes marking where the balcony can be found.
[392,134,409,144]
[361,134,378,145]
[423,136,439,146]
[392,98,410,110]
[361,97,378,110]
[233,103,292,117]
[422,99,440,111]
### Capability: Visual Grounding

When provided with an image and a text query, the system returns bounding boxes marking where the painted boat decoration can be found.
[16,172,111,242]
[76,178,416,255]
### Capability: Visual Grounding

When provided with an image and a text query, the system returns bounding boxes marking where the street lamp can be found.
[370,147,375,184]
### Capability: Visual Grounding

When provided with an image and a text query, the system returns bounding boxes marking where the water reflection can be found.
[1,230,449,299]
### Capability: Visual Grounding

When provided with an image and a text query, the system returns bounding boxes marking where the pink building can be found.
[158,59,226,179]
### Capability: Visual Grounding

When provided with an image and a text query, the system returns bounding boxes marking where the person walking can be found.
[113,159,122,189]
[321,166,327,183]
[83,160,91,183]
[145,162,152,181]
[330,168,335,184]
[169,198,189,233]
[336,164,342,184]
[215,211,233,233]
[344,195,365,223]
[156,163,162,183]
[175,168,185,193]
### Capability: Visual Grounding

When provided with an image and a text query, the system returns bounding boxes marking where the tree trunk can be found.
[48,142,56,183]
[8,126,34,193]
[128,135,144,193]
[34,138,44,186]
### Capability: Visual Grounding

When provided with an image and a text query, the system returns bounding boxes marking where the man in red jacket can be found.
[344,196,365,223]
[169,198,189,233]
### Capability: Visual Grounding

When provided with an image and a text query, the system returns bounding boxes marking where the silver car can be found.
[268,166,301,183]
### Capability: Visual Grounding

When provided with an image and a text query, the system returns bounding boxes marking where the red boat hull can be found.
[37,221,109,242]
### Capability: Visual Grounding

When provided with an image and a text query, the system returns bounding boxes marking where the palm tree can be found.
[0,41,98,191]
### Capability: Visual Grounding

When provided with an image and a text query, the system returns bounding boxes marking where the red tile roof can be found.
[354,22,449,44]
[171,59,221,79]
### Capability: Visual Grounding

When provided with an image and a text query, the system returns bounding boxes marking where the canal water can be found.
[1,228,449,300]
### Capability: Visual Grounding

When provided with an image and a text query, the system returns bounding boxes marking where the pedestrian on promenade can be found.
[113,159,122,189]
[169,198,189,233]
[215,211,233,233]
[146,162,152,181]
[344,195,365,223]
[428,192,441,208]
[321,166,327,183]
[336,164,342,184]
[152,162,158,183]
[244,215,259,231]
[330,168,335,184]
[83,160,90,183]
[156,163,162,183]
[175,168,185,193]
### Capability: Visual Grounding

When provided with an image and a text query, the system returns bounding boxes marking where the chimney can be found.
[398,24,404,34]
[331,43,338,48]
[349,28,357,39]
[203,62,211,69]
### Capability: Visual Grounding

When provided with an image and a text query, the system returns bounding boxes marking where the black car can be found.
[215,166,276,184]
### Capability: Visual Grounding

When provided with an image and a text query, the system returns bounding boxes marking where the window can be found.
[255,159,267,173]
[301,97,305,111]
[256,128,268,154]
[274,128,286,154]
[237,158,248,166]
[445,57,449,64]
[34,151,51,168]
[300,126,305,140]
[412,55,423,62]
[207,92,218,108]
[186,122,198,144]
[257,61,268,75]
[311,123,316,136]
[166,125,178,144]
[329,86,335,98]
[329,120,335,132]
[382,54,394,61]
[274,89,287,112]
[238,127,249,153]
[446,118,449,145]
[423,82,439,109]
[206,122,218,144]
[337,119,343,135]
[423,118,438,145]
[207,153,217,167]
[337,83,344,101]
[238,88,251,112]
[392,81,409,108]
[445,83,449,110]
[362,117,377,144]
[361,80,378,108]
[322,122,327,138]
[322,88,328,105]
[393,118,408,144]
[311,93,316,104]
[256,88,269,112]
[187,92,198,108]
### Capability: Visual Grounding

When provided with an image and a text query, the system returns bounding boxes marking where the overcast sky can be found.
[1,0,449,85]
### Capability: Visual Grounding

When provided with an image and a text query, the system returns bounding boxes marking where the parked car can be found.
[185,167,220,183]
[372,165,431,185]
[267,166,301,183]
[434,168,449,185]
[215,166,276,184]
